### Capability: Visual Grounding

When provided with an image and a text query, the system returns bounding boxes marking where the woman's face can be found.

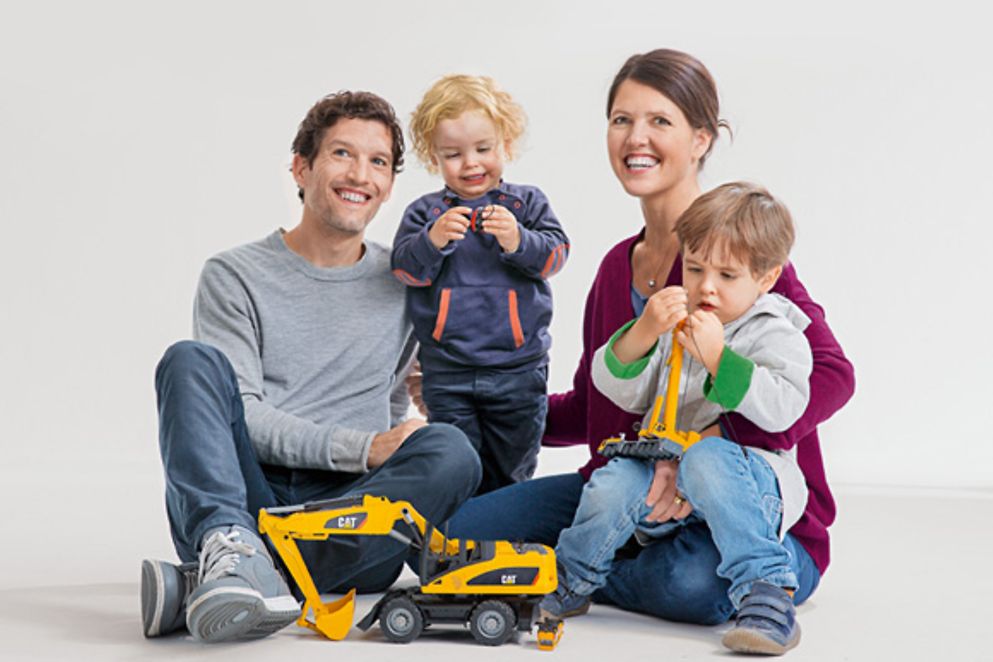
[607,79,711,202]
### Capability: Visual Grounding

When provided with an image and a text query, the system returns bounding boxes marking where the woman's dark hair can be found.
[291,91,405,200]
[607,49,730,166]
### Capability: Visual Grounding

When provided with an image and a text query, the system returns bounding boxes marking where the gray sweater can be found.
[193,230,415,474]
[592,293,813,536]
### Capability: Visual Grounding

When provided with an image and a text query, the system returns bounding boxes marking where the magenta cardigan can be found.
[544,232,856,574]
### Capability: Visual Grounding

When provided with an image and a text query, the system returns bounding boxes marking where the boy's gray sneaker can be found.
[141,559,198,637]
[185,525,300,643]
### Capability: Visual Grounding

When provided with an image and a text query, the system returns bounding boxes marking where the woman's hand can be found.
[644,459,693,522]
[678,310,724,375]
[428,206,473,249]
[480,204,521,253]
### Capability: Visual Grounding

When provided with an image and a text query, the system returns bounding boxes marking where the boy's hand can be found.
[677,310,724,375]
[428,206,472,249]
[480,205,521,253]
[640,286,689,337]
[612,286,687,363]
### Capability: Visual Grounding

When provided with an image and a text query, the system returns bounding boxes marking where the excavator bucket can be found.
[301,589,357,641]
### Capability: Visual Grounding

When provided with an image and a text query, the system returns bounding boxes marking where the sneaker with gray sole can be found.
[185,525,300,643]
[141,559,198,637]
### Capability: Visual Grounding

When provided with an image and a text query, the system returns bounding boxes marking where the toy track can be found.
[599,438,686,462]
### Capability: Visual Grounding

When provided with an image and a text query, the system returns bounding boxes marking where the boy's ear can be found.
[758,265,783,293]
[503,138,513,157]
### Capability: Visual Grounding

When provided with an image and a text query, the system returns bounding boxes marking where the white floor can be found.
[1,485,990,661]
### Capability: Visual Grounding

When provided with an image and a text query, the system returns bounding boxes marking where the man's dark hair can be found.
[291,91,405,201]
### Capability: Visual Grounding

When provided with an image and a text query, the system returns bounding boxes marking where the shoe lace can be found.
[198,529,257,584]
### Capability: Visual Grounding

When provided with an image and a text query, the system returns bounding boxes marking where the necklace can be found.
[644,241,677,289]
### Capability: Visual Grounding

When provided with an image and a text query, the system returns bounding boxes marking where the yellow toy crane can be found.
[258,494,564,650]
[598,326,702,461]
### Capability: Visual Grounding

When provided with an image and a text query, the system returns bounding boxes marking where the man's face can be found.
[682,243,779,324]
[293,118,395,236]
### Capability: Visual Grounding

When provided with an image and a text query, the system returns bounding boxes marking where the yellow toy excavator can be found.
[258,494,564,650]
[598,326,702,461]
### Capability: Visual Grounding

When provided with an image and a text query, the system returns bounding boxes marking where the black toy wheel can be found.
[380,596,424,644]
[469,600,516,646]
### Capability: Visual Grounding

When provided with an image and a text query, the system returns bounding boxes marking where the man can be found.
[141,91,481,643]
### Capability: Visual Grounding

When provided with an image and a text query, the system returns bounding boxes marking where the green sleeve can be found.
[604,319,659,379]
[703,346,754,409]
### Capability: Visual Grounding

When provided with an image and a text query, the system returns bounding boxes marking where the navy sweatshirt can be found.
[391,182,569,373]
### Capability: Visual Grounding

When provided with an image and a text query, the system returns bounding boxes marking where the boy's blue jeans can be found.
[422,365,547,495]
[155,340,481,594]
[557,437,797,608]
[448,437,820,625]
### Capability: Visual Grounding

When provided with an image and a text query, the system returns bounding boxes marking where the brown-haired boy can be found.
[541,182,813,656]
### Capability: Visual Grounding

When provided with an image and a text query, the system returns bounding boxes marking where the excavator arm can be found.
[258,494,458,640]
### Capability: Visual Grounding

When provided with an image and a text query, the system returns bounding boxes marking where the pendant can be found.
[648,279,657,288]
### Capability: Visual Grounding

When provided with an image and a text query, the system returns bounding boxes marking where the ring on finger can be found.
[673,495,685,506]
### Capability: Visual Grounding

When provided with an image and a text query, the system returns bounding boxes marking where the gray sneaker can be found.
[141,559,198,637]
[185,525,300,642]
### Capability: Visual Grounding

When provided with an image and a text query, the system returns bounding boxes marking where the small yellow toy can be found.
[598,326,701,461]
[258,494,563,649]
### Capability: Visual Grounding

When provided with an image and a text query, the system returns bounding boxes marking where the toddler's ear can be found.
[758,265,783,293]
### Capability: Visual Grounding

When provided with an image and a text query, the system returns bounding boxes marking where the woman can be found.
[448,48,854,632]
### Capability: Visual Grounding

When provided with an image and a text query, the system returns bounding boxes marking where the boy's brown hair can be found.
[675,182,795,276]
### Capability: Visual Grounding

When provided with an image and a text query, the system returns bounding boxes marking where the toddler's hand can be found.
[480,205,521,253]
[429,206,472,249]
[677,310,724,375]
[639,286,688,337]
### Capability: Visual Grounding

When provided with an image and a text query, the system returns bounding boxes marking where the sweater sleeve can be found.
[193,259,374,473]
[499,187,570,280]
[705,315,812,433]
[390,199,453,287]
[590,320,663,415]
[722,263,855,451]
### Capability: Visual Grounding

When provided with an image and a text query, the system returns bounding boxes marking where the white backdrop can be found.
[1,1,990,586]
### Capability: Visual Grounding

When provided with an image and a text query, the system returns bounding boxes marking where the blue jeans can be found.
[557,437,798,607]
[155,340,481,594]
[447,443,820,625]
[422,365,547,495]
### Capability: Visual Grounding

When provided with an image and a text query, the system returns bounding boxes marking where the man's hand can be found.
[368,418,427,468]
[480,205,521,253]
[677,310,724,375]
[644,459,693,523]
[612,286,687,363]
[405,362,428,417]
[428,206,472,249]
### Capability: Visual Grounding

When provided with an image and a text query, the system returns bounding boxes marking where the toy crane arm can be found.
[258,494,460,641]
[599,325,701,461]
